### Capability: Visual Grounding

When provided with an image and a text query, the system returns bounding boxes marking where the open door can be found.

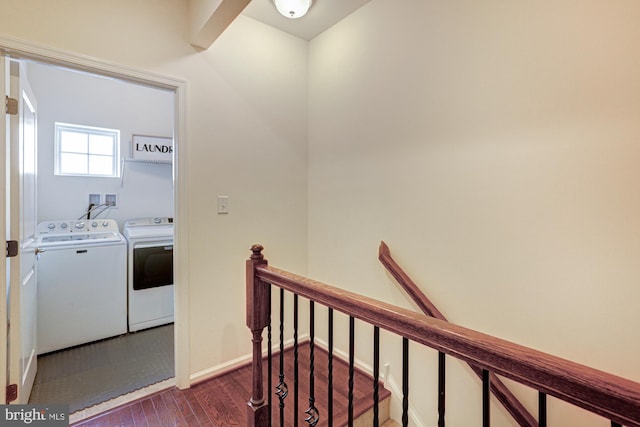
[4,57,38,404]
[1,50,9,406]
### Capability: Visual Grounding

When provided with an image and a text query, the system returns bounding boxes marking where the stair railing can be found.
[378,241,537,427]
[246,244,640,427]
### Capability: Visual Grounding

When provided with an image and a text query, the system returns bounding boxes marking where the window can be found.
[55,123,120,177]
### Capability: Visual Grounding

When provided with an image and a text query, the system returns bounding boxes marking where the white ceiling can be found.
[242,0,372,41]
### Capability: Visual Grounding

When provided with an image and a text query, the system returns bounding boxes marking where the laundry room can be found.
[22,60,175,413]
[30,62,174,224]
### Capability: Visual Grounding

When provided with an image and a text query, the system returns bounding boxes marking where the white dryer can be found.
[123,217,174,332]
[35,219,127,354]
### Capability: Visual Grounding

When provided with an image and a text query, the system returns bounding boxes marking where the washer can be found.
[35,219,127,354]
[123,217,174,332]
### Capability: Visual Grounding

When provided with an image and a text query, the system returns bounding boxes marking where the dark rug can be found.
[29,324,174,413]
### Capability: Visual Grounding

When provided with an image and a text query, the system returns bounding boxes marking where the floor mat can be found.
[29,324,174,413]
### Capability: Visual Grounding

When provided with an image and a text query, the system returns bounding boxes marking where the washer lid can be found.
[37,231,123,247]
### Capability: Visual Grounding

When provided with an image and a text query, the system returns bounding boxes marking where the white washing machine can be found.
[35,219,127,354]
[123,217,174,332]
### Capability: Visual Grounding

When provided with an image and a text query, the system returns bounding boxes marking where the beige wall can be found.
[0,0,309,379]
[308,0,640,425]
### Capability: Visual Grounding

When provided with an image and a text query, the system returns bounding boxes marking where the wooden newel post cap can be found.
[250,244,264,260]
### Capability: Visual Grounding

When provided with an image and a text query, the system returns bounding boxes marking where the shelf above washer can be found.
[121,157,172,186]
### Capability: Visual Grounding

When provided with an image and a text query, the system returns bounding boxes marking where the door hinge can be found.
[5,96,18,115]
[6,240,18,258]
[6,384,17,403]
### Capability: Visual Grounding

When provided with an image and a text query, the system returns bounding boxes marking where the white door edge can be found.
[0,51,9,406]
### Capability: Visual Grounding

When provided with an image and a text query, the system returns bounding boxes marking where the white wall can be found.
[27,62,174,226]
[308,0,640,425]
[0,0,308,380]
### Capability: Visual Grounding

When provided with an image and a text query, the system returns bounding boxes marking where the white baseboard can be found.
[189,352,253,385]
[189,334,310,385]
[313,337,374,376]
[383,373,426,427]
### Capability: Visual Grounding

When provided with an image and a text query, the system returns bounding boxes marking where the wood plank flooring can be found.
[72,342,390,426]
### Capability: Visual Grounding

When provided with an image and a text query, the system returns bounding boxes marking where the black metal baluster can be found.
[538,392,547,427]
[267,308,273,423]
[402,338,409,427]
[294,294,299,427]
[276,289,288,426]
[438,352,445,427]
[612,423,622,427]
[373,326,380,426]
[348,316,355,426]
[305,301,319,426]
[482,370,490,427]
[328,308,334,427]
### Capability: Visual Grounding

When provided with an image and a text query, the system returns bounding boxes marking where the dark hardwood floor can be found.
[72,342,390,426]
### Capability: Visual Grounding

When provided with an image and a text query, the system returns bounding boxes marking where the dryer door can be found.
[132,244,174,290]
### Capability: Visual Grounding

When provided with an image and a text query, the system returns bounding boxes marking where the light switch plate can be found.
[217,196,229,214]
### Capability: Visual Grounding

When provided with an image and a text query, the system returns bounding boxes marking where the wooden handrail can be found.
[378,241,447,320]
[247,245,640,427]
[378,241,538,427]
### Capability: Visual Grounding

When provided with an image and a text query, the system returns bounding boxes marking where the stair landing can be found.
[270,341,391,425]
[72,341,392,426]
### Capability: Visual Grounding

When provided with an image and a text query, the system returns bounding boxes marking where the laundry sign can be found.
[131,134,173,162]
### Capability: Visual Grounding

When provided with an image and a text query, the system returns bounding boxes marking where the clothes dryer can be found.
[123,217,174,332]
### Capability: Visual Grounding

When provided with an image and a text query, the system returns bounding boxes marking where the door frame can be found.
[0,35,191,391]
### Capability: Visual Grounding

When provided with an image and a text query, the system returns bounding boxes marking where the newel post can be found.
[246,244,270,427]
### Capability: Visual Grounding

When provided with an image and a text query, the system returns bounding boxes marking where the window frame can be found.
[54,122,121,178]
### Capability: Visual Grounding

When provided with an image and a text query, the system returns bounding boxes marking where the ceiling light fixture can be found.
[273,0,313,19]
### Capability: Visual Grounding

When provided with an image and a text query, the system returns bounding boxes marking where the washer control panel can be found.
[37,219,120,235]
